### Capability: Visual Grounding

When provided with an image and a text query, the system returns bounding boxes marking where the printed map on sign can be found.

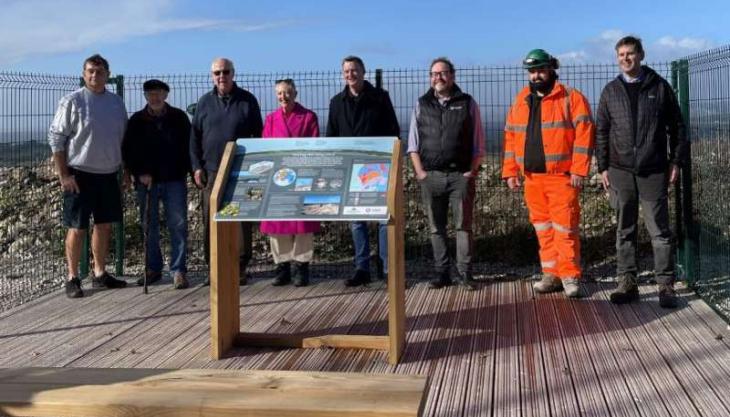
[348,163,390,192]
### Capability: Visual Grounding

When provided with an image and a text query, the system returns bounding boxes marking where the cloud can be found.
[0,0,284,66]
[557,29,715,64]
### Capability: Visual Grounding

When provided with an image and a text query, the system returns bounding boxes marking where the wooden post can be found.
[210,142,240,359]
[387,140,406,364]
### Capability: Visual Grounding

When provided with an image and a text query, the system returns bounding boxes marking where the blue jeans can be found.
[136,180,188,274]
[351,221,388,273]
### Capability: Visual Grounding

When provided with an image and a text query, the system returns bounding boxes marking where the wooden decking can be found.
[1,274,729,417]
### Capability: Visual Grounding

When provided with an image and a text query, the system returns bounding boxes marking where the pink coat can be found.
[260,103,322,235]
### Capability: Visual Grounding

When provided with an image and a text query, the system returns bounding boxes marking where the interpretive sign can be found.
[215,137,397,221]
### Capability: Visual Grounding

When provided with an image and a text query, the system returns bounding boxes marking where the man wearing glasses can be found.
[190,58,263,285]
[407,57,485,291]
[326,55,400,287]
[502,49,595,298]
[123,79,192,290]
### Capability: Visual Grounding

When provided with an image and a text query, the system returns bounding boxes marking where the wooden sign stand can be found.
[209,141,406,364]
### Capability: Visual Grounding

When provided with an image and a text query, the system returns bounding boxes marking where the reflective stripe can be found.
[516,156,524,163]
[573,114,592,124]
[541,120,572,129]
[506,124,527,132]
[504,151,515,159]
[553,222,578,234]
[544,153,571,162]
[574,146,592,155]
[533,221,552,231]
[541,260,557,268]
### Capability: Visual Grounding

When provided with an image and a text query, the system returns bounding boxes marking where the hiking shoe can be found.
[293,261,310,287]
[272,262,292,286]
[173,272,189,290]
[658,284,678,309]
[456,271,477,291]
[610,274,639,304]
[345,269,371,287]
[136,271,162,286]
[65,277,83,298]
[429,271,453,289]
[563,278,580,298]
[533,274,562,293]
[92,272,127,289]
[239,272,252,286]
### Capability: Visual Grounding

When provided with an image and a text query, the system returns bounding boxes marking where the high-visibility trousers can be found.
[523,173,582,279]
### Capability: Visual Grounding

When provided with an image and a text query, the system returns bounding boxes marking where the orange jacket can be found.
[502,82,595,178]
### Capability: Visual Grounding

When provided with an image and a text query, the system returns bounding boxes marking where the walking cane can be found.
[143,180,153,294]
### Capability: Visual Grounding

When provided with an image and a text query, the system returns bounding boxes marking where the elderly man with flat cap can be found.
[123,79,193,289]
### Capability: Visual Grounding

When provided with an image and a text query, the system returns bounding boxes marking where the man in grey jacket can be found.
[596,36,689,308]
[48,54,129,298]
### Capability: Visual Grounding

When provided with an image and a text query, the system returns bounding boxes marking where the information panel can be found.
[215,137,397,221]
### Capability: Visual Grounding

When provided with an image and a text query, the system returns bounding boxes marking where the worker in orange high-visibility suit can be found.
[502,49,595,298]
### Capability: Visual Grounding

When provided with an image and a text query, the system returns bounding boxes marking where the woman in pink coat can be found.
[261,79,320,286]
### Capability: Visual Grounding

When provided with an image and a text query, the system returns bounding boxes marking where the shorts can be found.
[62,168,123,229]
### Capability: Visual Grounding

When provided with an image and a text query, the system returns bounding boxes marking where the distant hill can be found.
[0,141,49,167]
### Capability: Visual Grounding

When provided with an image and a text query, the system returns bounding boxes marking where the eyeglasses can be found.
[429,70,451,79]
[212,69,231,76]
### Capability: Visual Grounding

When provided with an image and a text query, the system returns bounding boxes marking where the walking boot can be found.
[533,273,562,293]
[429,270,453,289]
[609,273,639,304]
[658,283,678,309]
[455,271,477,291]
[563,278,580,298]
[345,269,371,287]
[173,272,189,289]
[271,262,291,286]
[293,261,310,287]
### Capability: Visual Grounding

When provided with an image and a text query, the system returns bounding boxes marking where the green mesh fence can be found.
[0,60,697,314]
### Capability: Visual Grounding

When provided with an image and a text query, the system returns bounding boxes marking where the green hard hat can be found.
[523,49,559,69]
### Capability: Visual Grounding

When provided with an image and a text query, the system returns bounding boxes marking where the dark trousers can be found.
[202,174,252,268]
[608,167,675,284]
[419,171,475,275]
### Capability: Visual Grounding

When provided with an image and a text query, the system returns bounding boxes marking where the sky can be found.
[0,0,727,75]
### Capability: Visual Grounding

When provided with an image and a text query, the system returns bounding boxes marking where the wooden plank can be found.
[209,141,240,360]
[597,282,702,417]
[515,279,550,417]
[236,333,389,350]
[532,282,580,416]
[493,280,520,417]
[0,368,428,417]
[387,139,406,365]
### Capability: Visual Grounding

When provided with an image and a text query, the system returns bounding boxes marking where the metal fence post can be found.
[375,69,383,90]
[77,77,91,278]
[673,60,696,283]
[111,75,125,277]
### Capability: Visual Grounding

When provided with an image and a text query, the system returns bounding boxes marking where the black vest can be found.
[416,86,473,172]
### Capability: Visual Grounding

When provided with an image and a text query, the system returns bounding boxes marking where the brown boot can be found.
[609,273,639,304]
[533,273,562,293]
[658,284,678,308]
[173,272,189,289]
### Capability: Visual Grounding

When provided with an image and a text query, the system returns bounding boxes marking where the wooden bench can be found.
[0,367,428,417]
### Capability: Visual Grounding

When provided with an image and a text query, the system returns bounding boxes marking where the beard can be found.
[529,75,556,95]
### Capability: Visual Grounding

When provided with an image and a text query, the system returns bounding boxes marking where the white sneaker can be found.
[563,278,580,298]
[533,274,562,293]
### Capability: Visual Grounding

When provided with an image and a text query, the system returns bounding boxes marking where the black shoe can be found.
[610,274,639,304]
[658,284,678,309]
[429,271,453,289]
[239,272,252,286]
[136,271,163,286]
[92,272,127,289]
[64,277,83,298]
[456,271,477,291]
[345,269,371,287]
[293,262,310,287]
[203,277,210,286]
[272,262,292,286]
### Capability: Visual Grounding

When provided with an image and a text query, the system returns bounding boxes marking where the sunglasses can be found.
[213,69,231,76]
